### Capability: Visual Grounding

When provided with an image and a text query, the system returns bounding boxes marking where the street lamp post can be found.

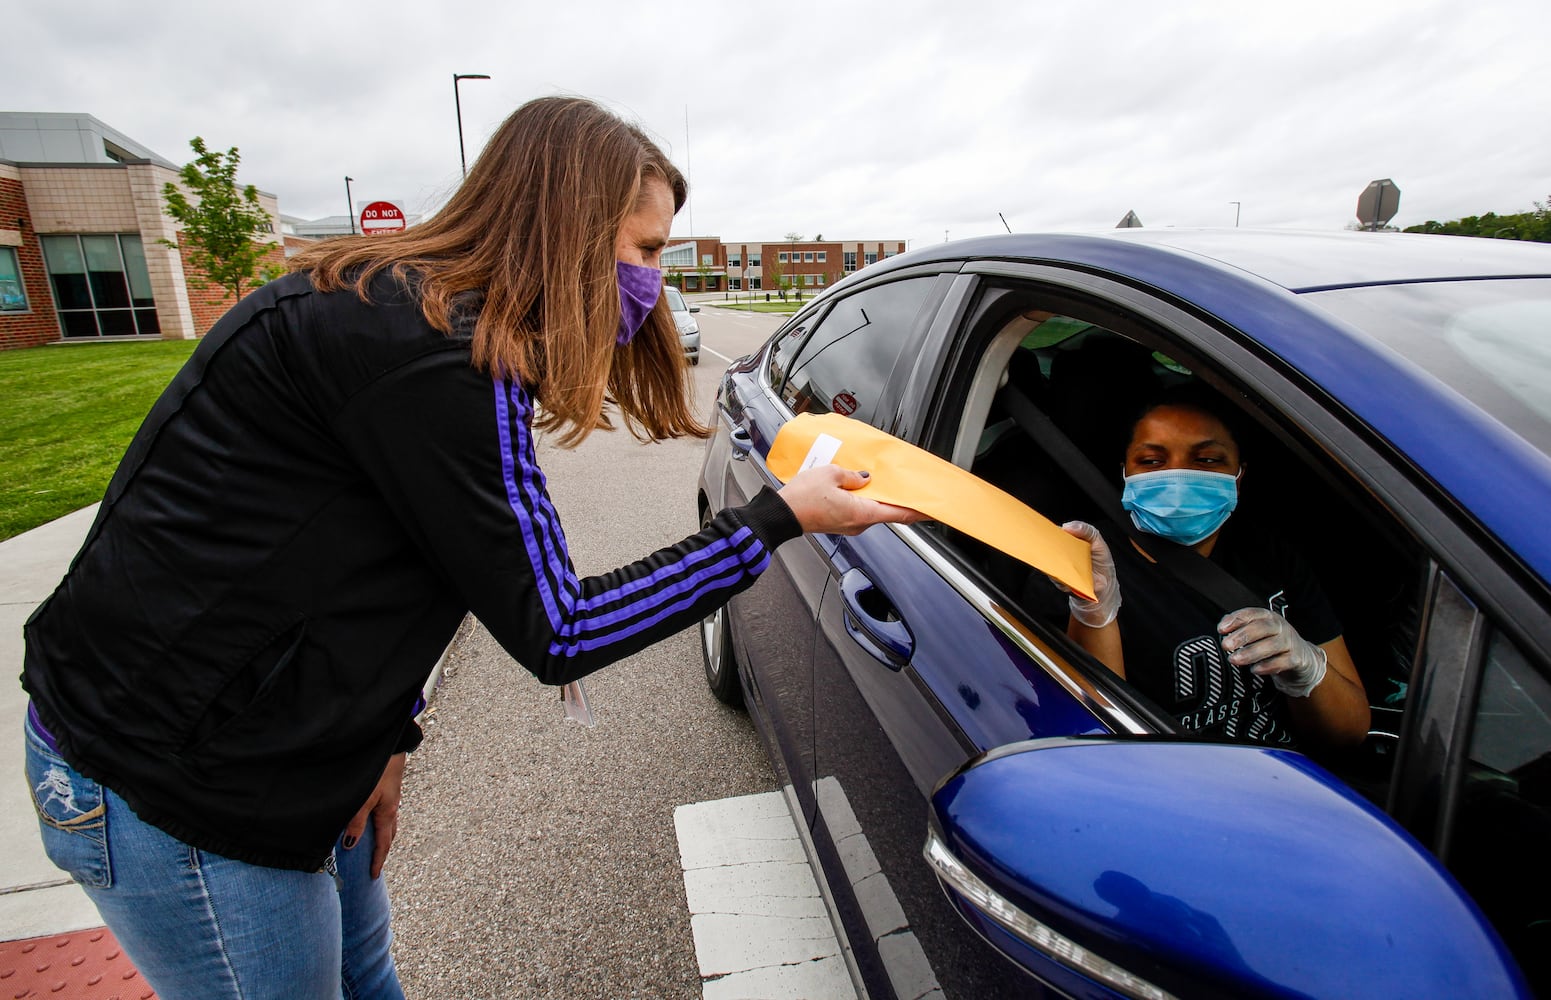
[345,176,356,234]
[452,73,491,177]
[1229,201,1241,227]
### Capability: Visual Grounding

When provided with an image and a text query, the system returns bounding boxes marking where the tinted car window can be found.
[774,277,935,427]
[1450,629,1551,993]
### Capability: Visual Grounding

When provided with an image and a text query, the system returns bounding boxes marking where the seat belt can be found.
[996,383,1263,614]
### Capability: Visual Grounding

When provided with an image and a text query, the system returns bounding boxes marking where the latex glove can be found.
[342,752,406,879]
[1059,521,1121,628]
[1218,607,1328,698]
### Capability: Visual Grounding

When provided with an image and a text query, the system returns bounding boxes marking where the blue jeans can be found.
[24,712,405,1000]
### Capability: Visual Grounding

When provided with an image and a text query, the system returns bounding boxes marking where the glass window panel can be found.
[96,309,137,336]
[83,235,130,309]
[779,276,936,428]
[1449,631,1551,993]
[119,236,155,307]
[0,248,27,312]
[134,308,161,336]
[59,311,100,338]
[43,236,92,310]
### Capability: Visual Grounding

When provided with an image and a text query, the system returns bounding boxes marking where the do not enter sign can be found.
[359,201,405,235]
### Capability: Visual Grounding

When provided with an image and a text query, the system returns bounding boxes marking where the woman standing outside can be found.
[21,96,917,999]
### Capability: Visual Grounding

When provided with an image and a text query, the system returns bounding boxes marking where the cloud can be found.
[7,0,1548,243]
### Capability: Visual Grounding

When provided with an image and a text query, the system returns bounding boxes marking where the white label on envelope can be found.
[799,433,843,472]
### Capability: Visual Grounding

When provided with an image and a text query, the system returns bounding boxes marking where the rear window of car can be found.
[1307,278,1551,455]
[665,287,687,311]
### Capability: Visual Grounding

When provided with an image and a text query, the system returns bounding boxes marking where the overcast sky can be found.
[9,0,1549,246]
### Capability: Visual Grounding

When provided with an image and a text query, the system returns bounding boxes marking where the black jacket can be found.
[22,271,800,871]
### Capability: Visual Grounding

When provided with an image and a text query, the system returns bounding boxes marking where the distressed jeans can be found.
[24,711,405,1000]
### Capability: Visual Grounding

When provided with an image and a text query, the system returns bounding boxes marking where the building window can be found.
[731,278,742,291]
[662,243,696,268]
[751,277,762,290]
[749,254,761,267]
[843,251,857,273]
[778,252,788,263]
[41,234,159,338]
[816,251,827,262]
[804,274,816,286]
[883,249,898,258]
[864,252,878,266]
[728,255,741,268]
[816,274,825,285]
[0,247,28,312]
[803,252,814,262]
[701,254,713,266]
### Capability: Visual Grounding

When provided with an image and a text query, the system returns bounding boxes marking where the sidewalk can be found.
[1,505,102,942]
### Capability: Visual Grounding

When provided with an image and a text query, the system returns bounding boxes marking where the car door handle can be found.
[730,426,752,461]
[839,568,914,668]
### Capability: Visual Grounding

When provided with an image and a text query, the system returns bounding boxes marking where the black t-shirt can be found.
[1108,518,1344,747]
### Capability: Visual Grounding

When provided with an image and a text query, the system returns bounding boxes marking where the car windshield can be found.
[665,287,687,312]
[1307,277,1551,455]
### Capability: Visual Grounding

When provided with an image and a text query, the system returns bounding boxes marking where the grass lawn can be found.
[0,340,198,540]
[706,299,807,314]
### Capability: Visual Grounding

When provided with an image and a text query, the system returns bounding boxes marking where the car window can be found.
[923,283,1427,777]
[772,277,936,427]
[1448,628,1551,993]
[664,287,687,311]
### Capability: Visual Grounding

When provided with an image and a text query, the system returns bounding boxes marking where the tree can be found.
[695,257,712,291]
[161,137,273,301]
[1403,196,1551,243]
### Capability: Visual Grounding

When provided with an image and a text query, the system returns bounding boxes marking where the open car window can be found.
[919,281,1426,794]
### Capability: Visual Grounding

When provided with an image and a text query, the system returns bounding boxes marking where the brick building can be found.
[0,113,283,350]
[664,237,907,293]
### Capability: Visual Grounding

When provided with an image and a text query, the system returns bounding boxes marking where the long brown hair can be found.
[290,96,704,446]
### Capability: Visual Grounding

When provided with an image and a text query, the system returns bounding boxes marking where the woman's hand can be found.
[343,752,407,879]
[776,465,925,536]
[1060,521,1121,628]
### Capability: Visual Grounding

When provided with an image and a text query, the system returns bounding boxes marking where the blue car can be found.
[696,230,1551,998]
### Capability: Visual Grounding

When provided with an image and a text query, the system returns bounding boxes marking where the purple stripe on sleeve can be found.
[507,384,580,613]
[495,379,774,655]
[548,552,770,656]
[494,380,564,630]
[559,544,764,636]
[573,527,758,612]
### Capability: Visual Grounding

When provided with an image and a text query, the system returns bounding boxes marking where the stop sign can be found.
[1356,179,1400,229]
[359,201,405,235]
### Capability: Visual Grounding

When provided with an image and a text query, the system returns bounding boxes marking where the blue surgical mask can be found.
[616,260,662,345]
[1121,468,1240,546]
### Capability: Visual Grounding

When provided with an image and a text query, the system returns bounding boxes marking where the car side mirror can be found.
[689,305,700,313]
[925,738,1528,999]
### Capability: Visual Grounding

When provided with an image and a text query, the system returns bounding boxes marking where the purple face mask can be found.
[616,260,662,345]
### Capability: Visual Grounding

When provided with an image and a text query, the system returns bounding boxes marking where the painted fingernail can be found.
[858,470,871,479]
[342,835,357,850]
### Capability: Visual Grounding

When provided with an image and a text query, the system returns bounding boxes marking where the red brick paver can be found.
[0,928,155,1000]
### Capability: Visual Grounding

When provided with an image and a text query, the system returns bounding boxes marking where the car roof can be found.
[875,230,1551,589]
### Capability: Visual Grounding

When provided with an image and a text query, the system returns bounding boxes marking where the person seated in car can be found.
[1060,387,1371,749]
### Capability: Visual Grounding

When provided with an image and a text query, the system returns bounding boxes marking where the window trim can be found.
[0,246,30,314]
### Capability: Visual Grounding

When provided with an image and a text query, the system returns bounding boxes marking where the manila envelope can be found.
[766,412,1095,600]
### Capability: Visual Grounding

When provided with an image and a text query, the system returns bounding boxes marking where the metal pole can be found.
[453,73,491,177]
[345,176,356,234]
[1230,201,1241,227]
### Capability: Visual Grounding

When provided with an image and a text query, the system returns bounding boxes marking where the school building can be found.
[0,113,284,350]
[662,236,908,293]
